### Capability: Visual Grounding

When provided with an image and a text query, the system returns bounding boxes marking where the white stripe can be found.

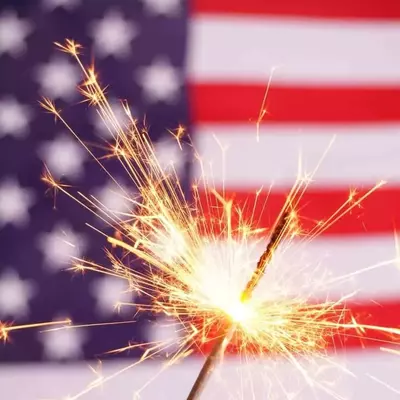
[200,235,400,301]
[194,124,400,187]
[188,16,400,84]
[1,352,399,399]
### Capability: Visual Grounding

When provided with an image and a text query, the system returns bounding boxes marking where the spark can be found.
[169,124,186,150]
[366,374,400,395]
[4,39,400,399]
[0,319,71,343]
[381,346,400,356]
[256,66,278,142]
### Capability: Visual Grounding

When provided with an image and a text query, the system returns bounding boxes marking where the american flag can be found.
[1,0,400,399]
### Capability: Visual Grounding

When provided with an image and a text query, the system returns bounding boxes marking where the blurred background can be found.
[1,0,400,399]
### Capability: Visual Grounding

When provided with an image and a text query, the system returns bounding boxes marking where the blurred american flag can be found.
[1,1,400,399]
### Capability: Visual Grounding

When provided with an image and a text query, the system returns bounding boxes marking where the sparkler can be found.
[2,39,400,399]
[187,211,290,400]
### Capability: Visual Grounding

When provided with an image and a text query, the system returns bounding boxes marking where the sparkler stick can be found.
[186,324,236,400]
[186,210,290,400]
[241,210,290,302]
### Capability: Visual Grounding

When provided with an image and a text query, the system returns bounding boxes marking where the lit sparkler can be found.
[2,39,400,399]
[187,210,291,400]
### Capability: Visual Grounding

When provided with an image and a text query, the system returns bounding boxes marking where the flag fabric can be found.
[1,0,400,399]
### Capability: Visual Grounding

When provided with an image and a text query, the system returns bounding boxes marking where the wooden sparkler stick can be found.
[186,324,236,400]
[186,210,290,400]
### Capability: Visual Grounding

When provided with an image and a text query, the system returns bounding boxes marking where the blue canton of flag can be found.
[0,0,189,363]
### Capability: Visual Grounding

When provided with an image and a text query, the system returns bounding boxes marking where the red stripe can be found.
[190,84,400,124]
[197,186,400,236]
[192,0,400,20]
[191,299,400,355]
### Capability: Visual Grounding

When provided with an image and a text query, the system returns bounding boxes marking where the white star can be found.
[0,178,35,228]
[0,97,32,138]
[39,135,86,180]
[91,276,135,317]
[0,11,32,57]
[154,137,185,175]
[40,318,86,360]
[36,57,80,100]
[95,182,136,220]
[136,58,181,103]
[141,0,181,16]
[90,10,137,58]
[91,99,135,139]
[0,269,35,318]
[38,223,87,271]
[146,317,182,354]
[42,0,80,11]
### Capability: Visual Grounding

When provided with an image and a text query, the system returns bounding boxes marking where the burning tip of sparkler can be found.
[226,301,255,324]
